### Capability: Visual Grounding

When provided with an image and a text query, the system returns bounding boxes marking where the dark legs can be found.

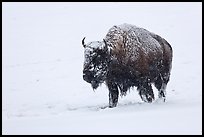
[138,82,155,103]
[137,72,169,103]
[106,73,170,107]
[154,73,169,102]
[107,82,119,108]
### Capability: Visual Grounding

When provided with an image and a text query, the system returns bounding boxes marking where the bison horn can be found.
[82,37,86,48]
[103,39,108,51]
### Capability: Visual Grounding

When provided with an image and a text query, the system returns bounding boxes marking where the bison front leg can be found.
[107,82,119,108]
[138,82,154,103]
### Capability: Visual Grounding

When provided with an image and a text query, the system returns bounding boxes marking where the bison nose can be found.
[83,73,88,81]
[83,72,92,83]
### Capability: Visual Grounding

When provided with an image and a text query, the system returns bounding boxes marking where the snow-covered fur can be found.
[83,23,173,108]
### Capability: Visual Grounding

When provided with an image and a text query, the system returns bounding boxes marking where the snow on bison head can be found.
[82,37,109,90]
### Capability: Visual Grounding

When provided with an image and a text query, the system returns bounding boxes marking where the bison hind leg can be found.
[158,83,167,102]
[138,82,154,103]
[154,75,168,102]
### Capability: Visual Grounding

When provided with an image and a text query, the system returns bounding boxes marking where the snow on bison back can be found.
[82,23,173,108]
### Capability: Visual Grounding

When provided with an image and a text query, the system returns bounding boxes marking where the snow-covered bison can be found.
[82,23,173,108]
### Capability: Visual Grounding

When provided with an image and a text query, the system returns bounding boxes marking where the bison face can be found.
[82,37,109,90]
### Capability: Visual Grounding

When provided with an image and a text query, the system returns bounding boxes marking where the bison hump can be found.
[105,23,164,63]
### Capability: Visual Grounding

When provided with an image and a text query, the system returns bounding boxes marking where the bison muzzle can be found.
[82,23,173,108]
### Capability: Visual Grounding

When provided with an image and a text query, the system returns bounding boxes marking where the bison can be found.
[82,23,173,108]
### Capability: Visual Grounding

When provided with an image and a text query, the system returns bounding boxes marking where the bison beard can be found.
[82,23,173,108]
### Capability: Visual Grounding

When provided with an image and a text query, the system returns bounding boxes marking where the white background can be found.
[2,2,202,135]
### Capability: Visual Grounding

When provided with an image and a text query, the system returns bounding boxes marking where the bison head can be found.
[82,37,110,90]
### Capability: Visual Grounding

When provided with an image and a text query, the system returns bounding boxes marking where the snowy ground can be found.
[2,2,202,135]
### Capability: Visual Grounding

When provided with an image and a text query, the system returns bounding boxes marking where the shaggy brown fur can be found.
[83,23,173,108]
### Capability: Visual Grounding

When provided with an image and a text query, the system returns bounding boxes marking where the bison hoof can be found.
[158,92,166,102]
[109,103,117,108]
[141,94,154,103]
[157,97,166,102]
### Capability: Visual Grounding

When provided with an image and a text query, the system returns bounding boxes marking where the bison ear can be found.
[82,37,86,48]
